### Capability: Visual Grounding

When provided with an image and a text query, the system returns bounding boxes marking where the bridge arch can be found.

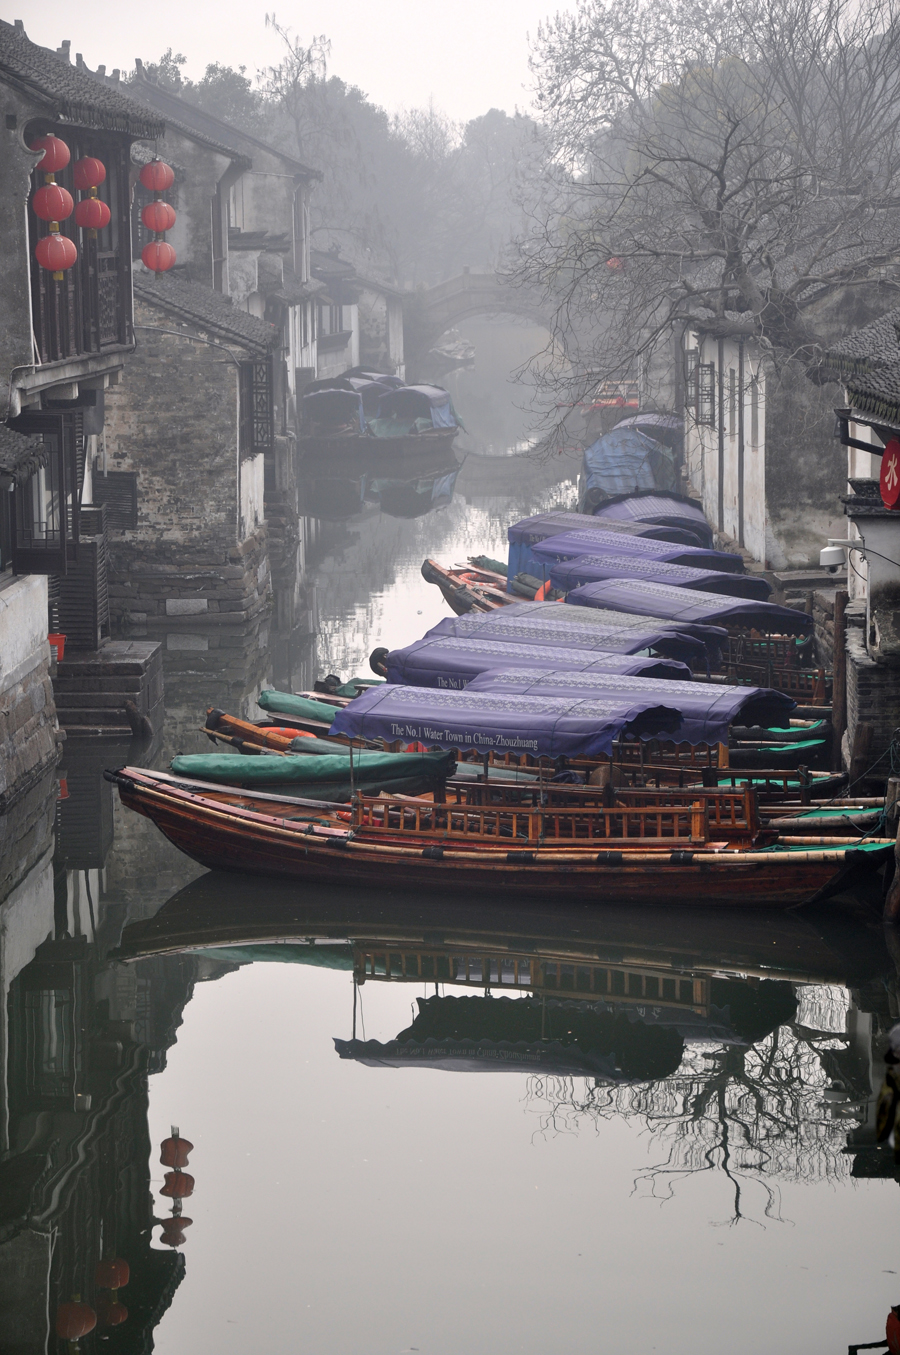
[402,272,558,373]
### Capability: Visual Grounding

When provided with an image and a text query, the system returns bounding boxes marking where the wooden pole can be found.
[832,588,848,771]
[885,815,900,924]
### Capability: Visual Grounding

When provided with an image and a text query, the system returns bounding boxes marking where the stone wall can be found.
[102,301,271,627]
[0,575,59,810]
[844,620,900,780]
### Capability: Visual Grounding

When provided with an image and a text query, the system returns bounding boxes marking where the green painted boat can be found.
[170,749,455,803]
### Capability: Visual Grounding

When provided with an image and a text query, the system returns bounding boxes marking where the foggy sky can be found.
[12,0,556,123]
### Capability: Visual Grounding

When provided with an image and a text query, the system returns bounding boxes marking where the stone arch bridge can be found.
[402,271,555,375]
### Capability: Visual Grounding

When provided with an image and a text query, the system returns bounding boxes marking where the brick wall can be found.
[102,300,271,627]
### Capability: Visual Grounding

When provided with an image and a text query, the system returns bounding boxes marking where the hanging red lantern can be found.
[73,156,106,191]
[888,1308,900,1355]
[142,240,176,273]
[55,1300,97,1340]
[159,1215,193,1247]
[160,1134,193,1167]
[75,196,111,232]
[141,200,176,233]
[30,134,70,176]
[35,232,78,280]
[160,1169,194,1198]
[32,183,74,222]
[139,159,175,193]
[97,1297,129,1328]
[95,1257,130,1290]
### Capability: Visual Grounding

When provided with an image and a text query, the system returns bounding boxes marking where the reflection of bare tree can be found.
[526,1023,856,1224]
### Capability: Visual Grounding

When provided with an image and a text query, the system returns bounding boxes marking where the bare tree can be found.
[511,0,900,411]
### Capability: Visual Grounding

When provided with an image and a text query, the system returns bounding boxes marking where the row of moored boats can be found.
[108,490,893,908]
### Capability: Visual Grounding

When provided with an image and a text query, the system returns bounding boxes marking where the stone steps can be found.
[53,640,164,738]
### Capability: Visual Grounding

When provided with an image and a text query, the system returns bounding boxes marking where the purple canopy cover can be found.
[550,553,770,599]
[386,634,692,689]
[330,683,683,758]
[532,529,743,574]
[566,580,813,634]
[466,668,795,747]
[427,611,712,666]
[593,493,713,547]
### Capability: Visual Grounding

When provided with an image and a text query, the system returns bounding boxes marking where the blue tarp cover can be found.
[386,634,691,690]
[566,580,814,634]
[466,669,794,746]
[531,528,742,575]
[550,553,771,600]
[329,683,683,757]
[593,493,714,548]
[376,384,456,430]
[581,427,677,505]
[427,608,716,666]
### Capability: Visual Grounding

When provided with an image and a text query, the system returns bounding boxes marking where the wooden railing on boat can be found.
[352,792,712,847]
[354,944,710,1013]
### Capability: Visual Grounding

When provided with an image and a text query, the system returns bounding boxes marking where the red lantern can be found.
[139,159,175,193]
[95,1257,130,1290]
[32,183,73,222]
[73,156,106,191]
[142,241,176,273]
[160,1134,193,1167]
[55,1301,96,1340]
[97,1298,128,1328]
[160,1169,194,1198]
[30,134,70,175]
[35,232,78,279]
[75,197,111,231]
[159,1216,192,1247]
[888,1308,900,1355]
[141,200,176,233]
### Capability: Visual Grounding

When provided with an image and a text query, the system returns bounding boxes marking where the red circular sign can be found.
[881,439,900,509]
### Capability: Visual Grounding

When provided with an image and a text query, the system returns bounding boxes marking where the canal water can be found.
[2,323,899,1353]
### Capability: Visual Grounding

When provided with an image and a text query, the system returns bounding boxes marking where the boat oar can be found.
[200,728,291,757]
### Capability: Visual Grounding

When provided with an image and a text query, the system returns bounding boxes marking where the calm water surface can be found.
[2,324,899,1354]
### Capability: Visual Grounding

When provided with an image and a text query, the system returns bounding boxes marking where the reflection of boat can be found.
[115,871,893,996]
[106,766,892,906]
[299,450,462,522]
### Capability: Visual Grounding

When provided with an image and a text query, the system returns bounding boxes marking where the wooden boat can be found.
[420,559,512,614]
[106,766,893,906]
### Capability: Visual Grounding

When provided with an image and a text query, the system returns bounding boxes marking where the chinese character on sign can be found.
[881,439,900,509]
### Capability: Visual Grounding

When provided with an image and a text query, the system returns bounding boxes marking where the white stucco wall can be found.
[239,451,265,541]
[0,573,49,686]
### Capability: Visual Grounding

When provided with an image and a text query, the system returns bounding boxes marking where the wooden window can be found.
[683,348,699,411]
[697,363,716,427]
[91,469,138,528]
[6,412,81,575]
[239,357,274,458]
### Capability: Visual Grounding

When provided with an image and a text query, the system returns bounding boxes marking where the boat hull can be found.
[112,771,885,908]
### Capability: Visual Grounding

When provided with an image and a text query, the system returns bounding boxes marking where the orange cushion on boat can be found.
[257,726,315,739]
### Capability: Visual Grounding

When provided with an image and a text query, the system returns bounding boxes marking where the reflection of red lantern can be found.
[97,1298,128,1327]
[75,197,111,231]
[139,159,175,192]
[95,1257,130,1290]
[142,241,176,273]
[30,134,70,175]
[160,1169,194,1198]
[141,200,176,233]
[160,1134,193,1167]
[159,1215,193,1247]
[35,233,77,280]
[55,1301,96,1339]
[73,156,106,191]
[32,183,73,222]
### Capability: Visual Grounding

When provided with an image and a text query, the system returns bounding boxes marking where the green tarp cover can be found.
[191,944,354,970]
[171,749,454,785]
[258,690,338,724]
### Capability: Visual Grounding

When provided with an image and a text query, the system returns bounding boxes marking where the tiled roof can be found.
[133,273,279,353]
[819,306,900,424]
[0,424,48,484]
[127,71,321,179]
[0,21,163,138]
